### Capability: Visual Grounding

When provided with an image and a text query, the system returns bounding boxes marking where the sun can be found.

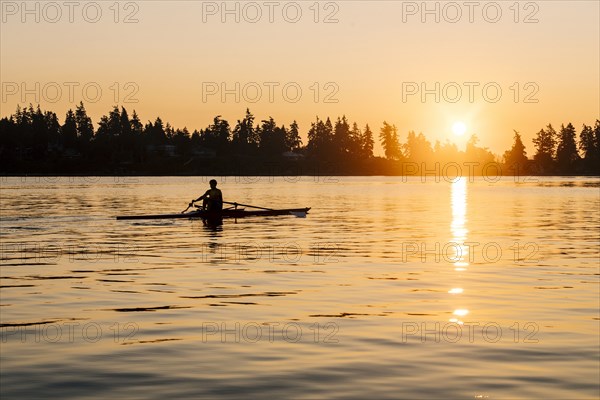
[452,121,467,136]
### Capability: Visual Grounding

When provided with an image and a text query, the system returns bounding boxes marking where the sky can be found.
[1,0,599,156]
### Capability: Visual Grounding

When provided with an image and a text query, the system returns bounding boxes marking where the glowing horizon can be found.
[1,1,598,156]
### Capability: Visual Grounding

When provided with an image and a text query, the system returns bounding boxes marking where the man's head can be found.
[209,179,217,188]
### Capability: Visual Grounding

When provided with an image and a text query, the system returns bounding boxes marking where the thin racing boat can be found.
[116,201,310,221]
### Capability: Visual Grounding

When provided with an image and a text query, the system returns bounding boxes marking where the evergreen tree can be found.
[556,123,579,172]
[94,112,113,161]
[14,105,33,151]
[165,123,174,141]
[107,106,122,138]
[594,120,600,169]
[532,124,556,173]
[361,124,374,158]
[45,111,61,147]
[595,120,600,156]
[202,116,230,154]
[232,108,257,153]
[286,120,302,151]
[307,116,333,157]
[324,117,334,153]
[120,108,132,138]
[348,122,362,157]
[13,105,25,125]
[503,130,528,171]
[578,123,598,172]
[30,105,48,158]
[0,116,17,153]
[379,121,401,160]
[62,109,78,149]
[130,110,143,136]
[75,102,94,146]
[307,117,321,154]
[173,127,191,156]
[129,110,144,161]
[190,129,202,151]
[118,107,134,160]
[257,117,286,156]
[147,116,166,146]
[96,115,111,139]
[333,116,351,157]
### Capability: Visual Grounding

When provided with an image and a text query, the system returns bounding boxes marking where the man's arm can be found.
[192,190,210,203]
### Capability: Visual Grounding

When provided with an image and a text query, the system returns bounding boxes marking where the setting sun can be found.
[452,121,467,136]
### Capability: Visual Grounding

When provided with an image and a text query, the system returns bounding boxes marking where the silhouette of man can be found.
[191,179,223,211]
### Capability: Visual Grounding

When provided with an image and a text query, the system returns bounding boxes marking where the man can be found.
[191,179,223,211]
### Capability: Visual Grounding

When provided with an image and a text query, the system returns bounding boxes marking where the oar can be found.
[223,201,273,211]
[181,202,194,213]
[181,202,235,213]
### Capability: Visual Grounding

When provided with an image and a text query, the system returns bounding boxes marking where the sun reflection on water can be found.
[450,177,469,323]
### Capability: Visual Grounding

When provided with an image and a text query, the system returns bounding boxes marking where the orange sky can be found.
[1,1,598,155]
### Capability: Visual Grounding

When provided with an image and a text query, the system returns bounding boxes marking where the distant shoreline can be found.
[2,172,598,178]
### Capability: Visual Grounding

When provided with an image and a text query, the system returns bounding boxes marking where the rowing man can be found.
[191,179,223,211]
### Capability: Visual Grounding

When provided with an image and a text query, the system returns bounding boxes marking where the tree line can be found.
[0,103,598,175]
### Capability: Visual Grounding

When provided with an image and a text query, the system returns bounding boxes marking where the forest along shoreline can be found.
[1,104,598,176]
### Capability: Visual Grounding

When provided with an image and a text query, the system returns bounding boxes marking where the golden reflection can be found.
[453,309,469,317]
[450,177,469,323]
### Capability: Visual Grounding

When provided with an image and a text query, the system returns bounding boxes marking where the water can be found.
[1,176,599,399]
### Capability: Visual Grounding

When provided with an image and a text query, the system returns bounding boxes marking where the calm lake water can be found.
[1,176,599,399]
